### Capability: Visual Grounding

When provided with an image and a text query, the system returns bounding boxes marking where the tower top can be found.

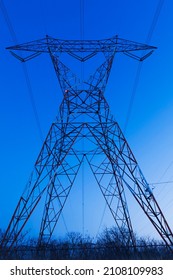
[7,35,156,62]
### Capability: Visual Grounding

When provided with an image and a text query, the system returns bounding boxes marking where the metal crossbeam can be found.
[7,35,156,62]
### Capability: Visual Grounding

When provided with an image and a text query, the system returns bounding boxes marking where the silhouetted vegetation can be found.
[0,227,172,260]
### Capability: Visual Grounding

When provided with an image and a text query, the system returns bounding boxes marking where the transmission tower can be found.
[1,35,173,254]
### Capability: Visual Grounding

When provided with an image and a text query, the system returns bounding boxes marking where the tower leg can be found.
[88,120,173,248]
[86,152,136,247]
[38,152,83,245]
[1,121,82,252]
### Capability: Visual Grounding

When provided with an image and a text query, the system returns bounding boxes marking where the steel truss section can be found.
[1,35,173,255]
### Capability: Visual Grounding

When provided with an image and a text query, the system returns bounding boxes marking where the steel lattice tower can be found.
[1,35,173,253]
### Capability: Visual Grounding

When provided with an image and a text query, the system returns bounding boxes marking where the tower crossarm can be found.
[6,35,156,62]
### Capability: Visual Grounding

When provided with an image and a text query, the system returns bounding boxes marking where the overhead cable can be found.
[0,0,44,142]
[123,0,165,134]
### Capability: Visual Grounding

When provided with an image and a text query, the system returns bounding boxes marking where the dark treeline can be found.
[0,227,172,260]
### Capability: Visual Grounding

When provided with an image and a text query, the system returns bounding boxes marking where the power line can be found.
[0,0,44,142]
[40,0,48,35]
[96,203,108,238]
[121,0,166,237]
[80,0,85,237]
[123,0,165,134]
[22,63,44,141]
[146,0,165,44]
[99,0,165,235]
[156,174,173,200]
[150,180,173,186]
[159,161,173,182]
[0,0,69,235]
[151,162,173,200]
[0,0,17,43]
[80,0,84,41]
[123,63,142,133]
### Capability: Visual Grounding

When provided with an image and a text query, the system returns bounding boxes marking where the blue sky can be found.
[0,0,173,241]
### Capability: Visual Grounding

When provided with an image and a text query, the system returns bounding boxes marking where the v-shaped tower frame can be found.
[2,35,173,253]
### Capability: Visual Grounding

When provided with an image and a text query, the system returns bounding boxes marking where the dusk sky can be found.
[1,0,173,242]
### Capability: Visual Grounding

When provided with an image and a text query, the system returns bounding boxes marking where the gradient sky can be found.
[0,0,173,242]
